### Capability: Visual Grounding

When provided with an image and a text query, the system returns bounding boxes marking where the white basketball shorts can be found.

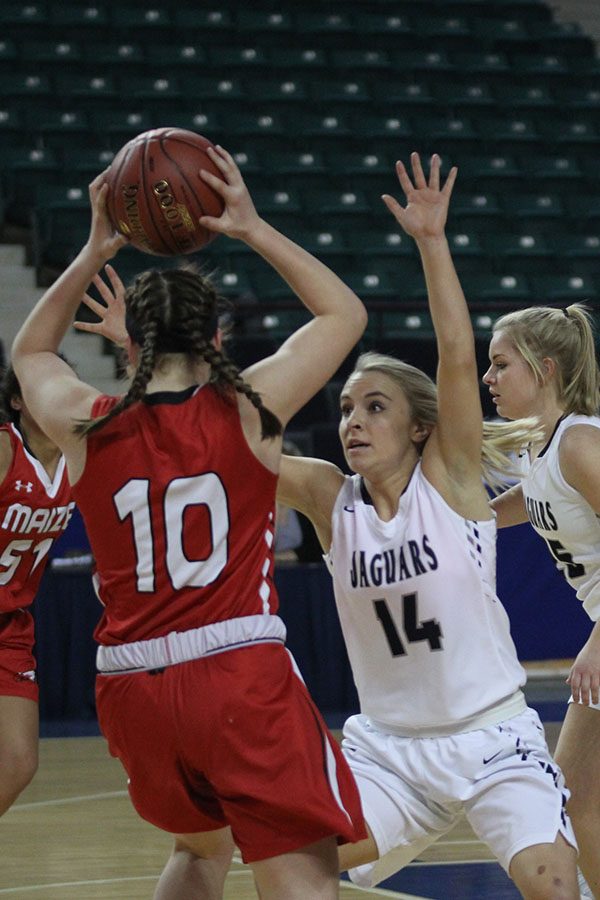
[342,706,577,888]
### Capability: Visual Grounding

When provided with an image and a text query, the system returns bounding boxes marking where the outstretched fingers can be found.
[410,151,427,189]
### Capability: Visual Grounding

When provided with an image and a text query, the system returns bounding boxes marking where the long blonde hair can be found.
[349,352,541,491]
[492,303,600,415]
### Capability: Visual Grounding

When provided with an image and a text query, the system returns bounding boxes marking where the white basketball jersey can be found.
[326,464,525,734]
[521,413,600,622]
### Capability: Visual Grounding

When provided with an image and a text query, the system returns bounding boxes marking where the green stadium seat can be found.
[472,17,530,44]
[236,10,294,34]
[379,311,434,337]
[110,7,172,30]
[49,5,109,29]
[556,86,600,111]
[520,154,583,181]
[345,228,417,263]
[357,112,412,140]
[511,52,569,77]
[295,12,354,36]
[270,150,326,176]
[251,269,295,301]
[20,40,82,66]
[0,107,24,148]
[268,47,328,71]
[224,111,287,139]
[313,79,372,106]
[393,49,454,74]
[123,74,181,103]
[488,233,553,271]
[173,9,233,34]
[55,73,118,103]
[245,78,308,105]
[433,81,496,108]
[418,14,473,41]
[210,268,254,299]
[25,108,92,149]
[344,269,399,300]
[528,20,593,57]
[180,75,247,103]
[0,38,18,65]
[552,119,600,146]
[452,50,511,75]
[251,188,303,216]
[0,73,52,101]
[479,115,541,147]
[471,311,504,336]
[419,115,479,143]
[159,109,224,143]
[88,109,154,147]
[495,83,555,109]
[351,11,413,40]
[145,44,208,68]
[60,147,116,178]
[551,234,600,272]
[501,193,565,222]
[207,46,269,70]
[289,111,351,140]
[461,273,532,303]
[531,274,598,302]
[86,41,145,68]
[330,49,392,71]
[0,5,49,28]
[372,80,434,110]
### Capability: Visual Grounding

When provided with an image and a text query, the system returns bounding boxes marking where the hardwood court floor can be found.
[0,698,564,899]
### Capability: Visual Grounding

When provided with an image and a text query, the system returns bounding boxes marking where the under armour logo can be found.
[15,480,33,493]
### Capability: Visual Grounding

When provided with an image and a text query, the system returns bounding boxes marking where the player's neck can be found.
[145,356,211,393]
[19,423,62,477]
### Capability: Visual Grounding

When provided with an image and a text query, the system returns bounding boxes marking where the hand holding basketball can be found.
[87,175,129,261]
[197,145,262,241]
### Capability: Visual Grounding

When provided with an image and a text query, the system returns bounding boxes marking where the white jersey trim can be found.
[9,423,66,498]
[97,614,287,674]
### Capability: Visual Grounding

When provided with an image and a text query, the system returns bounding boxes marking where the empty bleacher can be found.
[1,0,599,459]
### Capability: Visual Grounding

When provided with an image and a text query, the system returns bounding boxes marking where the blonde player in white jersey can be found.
[484,305,600,898]
[277,152,580,898]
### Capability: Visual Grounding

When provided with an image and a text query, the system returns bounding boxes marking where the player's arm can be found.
[277,456,345,552]
[489,483,528,527]
[383,154,482,489]
[12,175,127,448]
[198,147,368,429]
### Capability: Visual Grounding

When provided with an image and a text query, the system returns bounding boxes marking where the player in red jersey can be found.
[0,366,73,816]
[12,145,368,900]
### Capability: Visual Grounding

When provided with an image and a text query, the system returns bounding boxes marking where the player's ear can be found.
[9,394,22,413]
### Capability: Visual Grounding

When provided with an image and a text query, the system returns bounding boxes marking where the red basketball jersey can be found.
[0,423,73,612]
[72,385,280,645]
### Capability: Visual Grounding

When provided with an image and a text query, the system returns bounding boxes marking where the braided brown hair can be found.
[74,267,282,439]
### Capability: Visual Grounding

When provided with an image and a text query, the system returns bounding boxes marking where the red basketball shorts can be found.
[0,608,38,702]
[96,642,366,861]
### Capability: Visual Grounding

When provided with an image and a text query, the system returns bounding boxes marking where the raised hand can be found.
[382,152,457,242]
[74,263,128,348]
[197,145,262,241]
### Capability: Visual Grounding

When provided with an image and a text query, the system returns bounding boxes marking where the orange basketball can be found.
[105,127,225,256]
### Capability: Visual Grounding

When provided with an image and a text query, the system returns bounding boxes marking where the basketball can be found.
[105,127,225,256]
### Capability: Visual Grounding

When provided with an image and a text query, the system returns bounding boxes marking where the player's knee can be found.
[0,744,38,796]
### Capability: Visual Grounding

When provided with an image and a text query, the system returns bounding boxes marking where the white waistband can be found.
[367,690,527,738]
[96,614,287,675]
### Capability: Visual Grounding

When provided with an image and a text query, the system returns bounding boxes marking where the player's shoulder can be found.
[560,418,600,455]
